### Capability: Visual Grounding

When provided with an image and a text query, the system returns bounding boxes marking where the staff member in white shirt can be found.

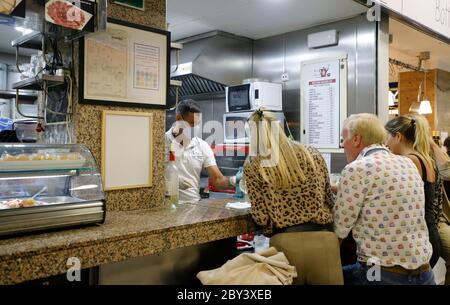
[165,99,239,203]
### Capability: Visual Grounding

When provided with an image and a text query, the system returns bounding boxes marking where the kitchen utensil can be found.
[32,186,47,199]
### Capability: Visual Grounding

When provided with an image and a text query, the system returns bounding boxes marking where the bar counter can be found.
[0,197,256,284]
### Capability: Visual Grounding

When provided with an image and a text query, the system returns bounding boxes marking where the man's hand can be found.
[206,165,232,189]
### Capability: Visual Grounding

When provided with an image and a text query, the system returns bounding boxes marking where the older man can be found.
[333,113,435,285]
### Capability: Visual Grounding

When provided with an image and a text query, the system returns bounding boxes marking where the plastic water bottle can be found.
[165,143,179,207]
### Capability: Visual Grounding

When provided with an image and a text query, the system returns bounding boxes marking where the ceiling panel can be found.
[390,18,450,72]
[0,1,368,58]
[167,0,367,40]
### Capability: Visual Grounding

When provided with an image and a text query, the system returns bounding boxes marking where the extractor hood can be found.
[170,31,253,97]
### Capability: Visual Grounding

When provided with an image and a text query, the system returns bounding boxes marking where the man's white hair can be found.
[344,113,387,146]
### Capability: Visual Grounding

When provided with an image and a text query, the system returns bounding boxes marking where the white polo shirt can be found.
[165,128,217,203]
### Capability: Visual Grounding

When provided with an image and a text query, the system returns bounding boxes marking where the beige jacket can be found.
[197,247,297,285]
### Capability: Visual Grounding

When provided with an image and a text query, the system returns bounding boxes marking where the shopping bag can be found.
[197,247,297,285]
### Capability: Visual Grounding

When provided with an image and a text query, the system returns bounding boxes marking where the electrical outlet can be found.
[281,72,289,82]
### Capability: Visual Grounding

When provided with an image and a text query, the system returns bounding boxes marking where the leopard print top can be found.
[243,143,334,235]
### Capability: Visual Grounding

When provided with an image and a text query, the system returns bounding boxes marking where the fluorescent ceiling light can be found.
[15,26,33,35]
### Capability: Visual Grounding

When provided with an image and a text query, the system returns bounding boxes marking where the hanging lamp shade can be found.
[409,101,420,113]
[419,99,432,114]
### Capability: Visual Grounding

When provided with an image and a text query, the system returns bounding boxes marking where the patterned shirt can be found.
[244,143,334,235]
[334,145,433,269]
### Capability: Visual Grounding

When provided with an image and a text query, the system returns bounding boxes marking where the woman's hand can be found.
[331,184,338,194]
[330,174,340,194]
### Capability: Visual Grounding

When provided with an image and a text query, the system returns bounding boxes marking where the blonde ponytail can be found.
[385,114,434,168]
[411,114,434,168]
[247,109,316,189]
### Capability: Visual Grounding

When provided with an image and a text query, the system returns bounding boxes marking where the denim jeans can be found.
[343,262,436,285]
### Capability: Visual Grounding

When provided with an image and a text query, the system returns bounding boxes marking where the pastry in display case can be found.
[0,143,106,236]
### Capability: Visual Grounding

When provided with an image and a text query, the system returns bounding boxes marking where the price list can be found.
[302,60,341,149]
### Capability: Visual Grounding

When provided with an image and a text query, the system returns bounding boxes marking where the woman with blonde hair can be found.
[243,108,343,285]
[385,114,442,267]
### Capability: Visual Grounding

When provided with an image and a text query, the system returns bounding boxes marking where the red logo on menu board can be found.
[320,66,330,77]
[309,79,336,85]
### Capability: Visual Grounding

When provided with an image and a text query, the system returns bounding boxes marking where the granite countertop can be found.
[0,197,255,284]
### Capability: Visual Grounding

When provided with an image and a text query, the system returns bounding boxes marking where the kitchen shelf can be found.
[11,31,43,50]
[171,42,183,50]
[170,79,183,87]
[12,74,65,91]
[0,90,38,100]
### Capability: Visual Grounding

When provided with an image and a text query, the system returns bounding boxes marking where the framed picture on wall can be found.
[79,18,170,109]
[101,110,153,190]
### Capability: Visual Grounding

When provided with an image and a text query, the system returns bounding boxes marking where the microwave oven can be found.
[223,111,285,144]
[225,81,282,112]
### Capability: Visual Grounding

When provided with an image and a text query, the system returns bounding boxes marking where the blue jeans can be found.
[343,262,436,285]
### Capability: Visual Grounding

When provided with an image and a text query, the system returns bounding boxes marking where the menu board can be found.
[300,56,347,152]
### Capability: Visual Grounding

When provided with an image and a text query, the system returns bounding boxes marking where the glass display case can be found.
[0,143,105,236]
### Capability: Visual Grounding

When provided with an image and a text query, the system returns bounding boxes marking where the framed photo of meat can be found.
[79,18,170,108]
[45,0,95,31]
